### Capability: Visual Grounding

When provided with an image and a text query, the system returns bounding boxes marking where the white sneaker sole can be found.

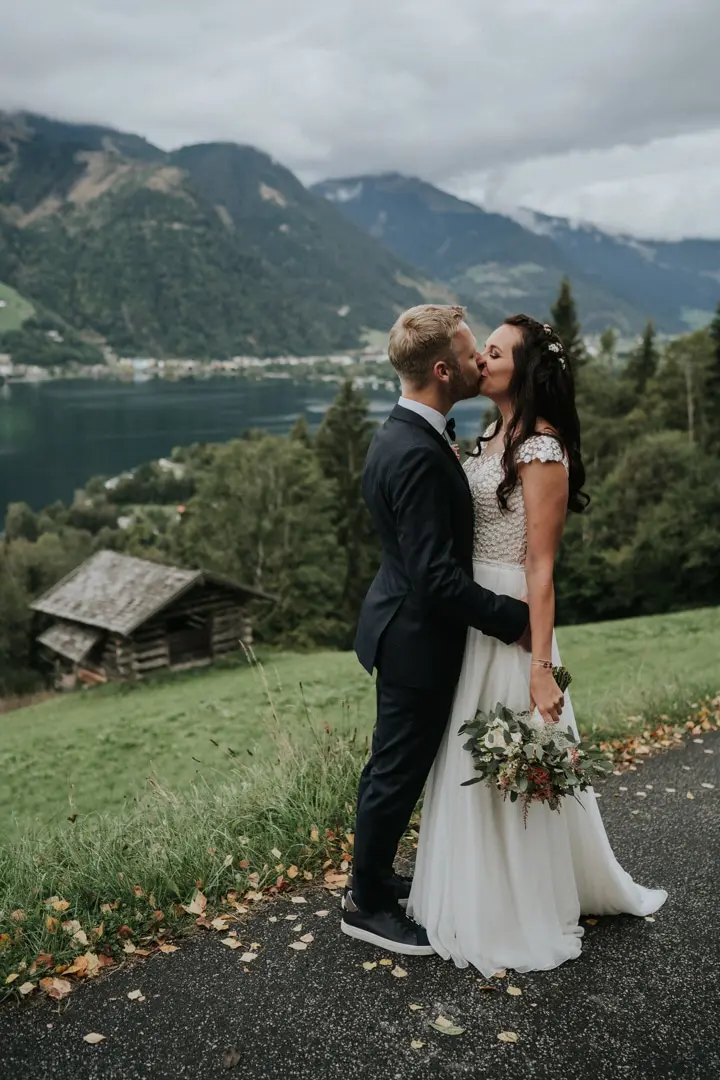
[340,919,435,956]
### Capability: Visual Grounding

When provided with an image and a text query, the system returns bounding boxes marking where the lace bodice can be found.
[463,432,568,566]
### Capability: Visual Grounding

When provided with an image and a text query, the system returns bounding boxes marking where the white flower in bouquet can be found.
[483,724,507,750]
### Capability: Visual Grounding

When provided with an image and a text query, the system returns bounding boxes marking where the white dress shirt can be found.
[397,397,452,443]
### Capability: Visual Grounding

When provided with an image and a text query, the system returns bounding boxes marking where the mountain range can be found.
[1,111,718,362]
[0,113,432,359]
[312,174,720,336]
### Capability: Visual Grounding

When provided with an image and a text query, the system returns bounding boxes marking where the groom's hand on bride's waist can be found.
[515,595,531,652]
[515,622,532,652]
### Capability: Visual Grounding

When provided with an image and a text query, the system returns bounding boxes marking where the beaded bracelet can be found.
[531,659,554,669]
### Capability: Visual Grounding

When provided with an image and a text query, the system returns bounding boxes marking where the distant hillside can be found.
[313,174,720,334]
[0,114,436,359]
[0,281,34,333]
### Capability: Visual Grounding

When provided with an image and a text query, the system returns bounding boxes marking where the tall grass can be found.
[0,687,368,993]
[1,644,717,996]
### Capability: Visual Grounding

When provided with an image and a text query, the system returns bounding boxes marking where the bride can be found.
[407,313,667,975]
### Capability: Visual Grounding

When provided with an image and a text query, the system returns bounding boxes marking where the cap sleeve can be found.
[517,434,568,471]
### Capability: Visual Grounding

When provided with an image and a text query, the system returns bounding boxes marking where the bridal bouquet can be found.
[458,667,613,825]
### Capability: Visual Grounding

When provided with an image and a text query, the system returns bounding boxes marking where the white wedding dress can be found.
[407,433,667,975]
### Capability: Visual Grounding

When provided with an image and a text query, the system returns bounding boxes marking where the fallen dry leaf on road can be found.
[585,918,598,926]
[290,896,307,905]
[83,1033,106,1045]
[289,942,308,951]
[127,990,144,1001]
[362,961,377,970]
[493,968,507,978]
[211,918,230,932]
[221,938,242,950]
[687,792,695,800]
[498,1031,519,1043]
[182,890,207,916]
[391,966,408,978]
[379,958,393,966]
[19,982,35,996]
[39,977,67,999]
[430,1016,465,1036]
[123,942,136,954]
[300,934,314,944]
[408,1003,423,1010]
[240,952,258,963]
[293,925,303,933]
[285,914,298,921]
[314,910,329,917]
[507,986,522,996]
[478,985,501,992]
[645,916,656,923]
[323,871,348,889]
[158,944,179,954]
[410,1040,425,1050]
[221,1046,242,1069]
[702,783,715,789]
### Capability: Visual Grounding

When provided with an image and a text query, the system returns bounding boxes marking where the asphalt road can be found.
[1,733,718,1080]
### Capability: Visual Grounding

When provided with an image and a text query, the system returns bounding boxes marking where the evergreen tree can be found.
[290,414,313,448]
[314,379,379,643]
[550,277,585,368]
[598,327,618,371]
[706,300,720,436]
[177,435,344,648]
[625,319,660,397]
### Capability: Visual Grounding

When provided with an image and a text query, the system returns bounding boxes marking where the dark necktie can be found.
[445,417,456,442]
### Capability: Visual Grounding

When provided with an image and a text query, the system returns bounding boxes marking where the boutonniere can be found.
[451,443,461,462]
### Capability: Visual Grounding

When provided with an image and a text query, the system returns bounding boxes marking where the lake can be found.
[0,377,491,511]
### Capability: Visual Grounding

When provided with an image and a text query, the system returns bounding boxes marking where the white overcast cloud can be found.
[1,0,719,239]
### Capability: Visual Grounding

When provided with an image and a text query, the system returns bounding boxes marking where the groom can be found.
[342,304,530,955]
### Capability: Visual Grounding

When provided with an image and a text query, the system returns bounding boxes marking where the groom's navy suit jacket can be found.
[354,404,528,689]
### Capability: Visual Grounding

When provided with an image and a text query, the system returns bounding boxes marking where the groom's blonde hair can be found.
[388,304,466,387]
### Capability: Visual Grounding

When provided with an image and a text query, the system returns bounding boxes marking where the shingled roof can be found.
[31,550,272,637]
[37,622,102,663]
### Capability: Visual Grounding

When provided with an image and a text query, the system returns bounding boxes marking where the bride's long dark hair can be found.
[479,313,589,514]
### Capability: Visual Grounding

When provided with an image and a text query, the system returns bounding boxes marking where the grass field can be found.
[1,607,718,834]
[0,282,35,334]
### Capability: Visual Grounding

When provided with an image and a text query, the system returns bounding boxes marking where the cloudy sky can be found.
[2,0,719,239]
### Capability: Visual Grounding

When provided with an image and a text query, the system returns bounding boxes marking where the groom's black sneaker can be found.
[341,892,434,956]
[341,872,412,911]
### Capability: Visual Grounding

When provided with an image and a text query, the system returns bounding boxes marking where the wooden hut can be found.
[31,550,273,683]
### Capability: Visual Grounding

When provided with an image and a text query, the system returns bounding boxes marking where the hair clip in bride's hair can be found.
[546,340,566,369]
[543,324,553,335]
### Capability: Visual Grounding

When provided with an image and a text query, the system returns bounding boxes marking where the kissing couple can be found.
[342,304,666,975]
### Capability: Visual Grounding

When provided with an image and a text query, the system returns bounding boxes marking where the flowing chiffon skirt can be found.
[407,559,667,976]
